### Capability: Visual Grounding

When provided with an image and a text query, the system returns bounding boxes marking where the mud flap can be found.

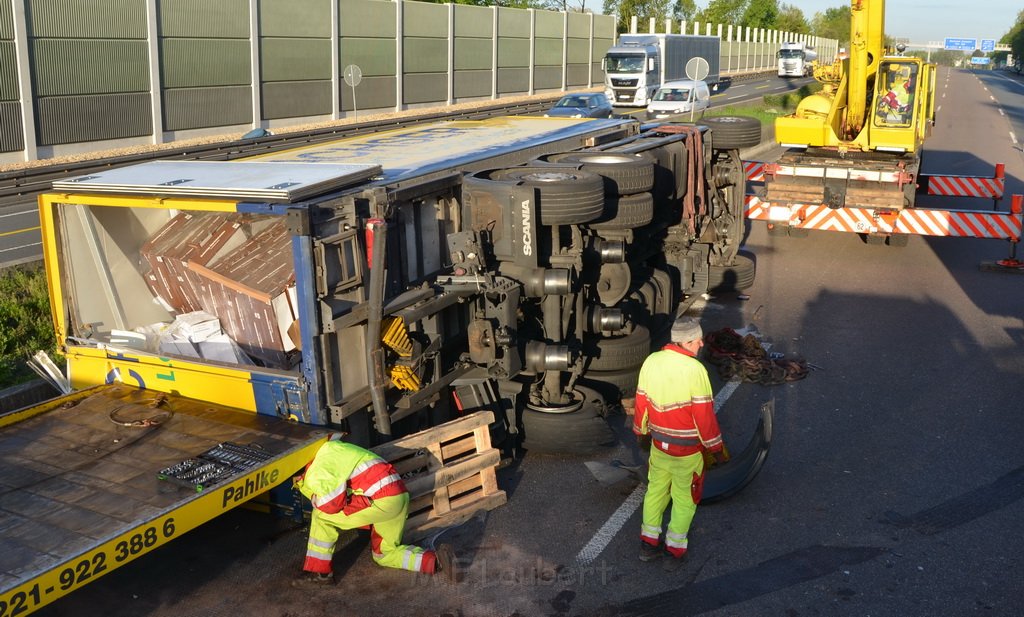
[702,399,774,503]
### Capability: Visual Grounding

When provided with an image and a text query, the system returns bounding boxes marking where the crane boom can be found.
[766,0,936,214]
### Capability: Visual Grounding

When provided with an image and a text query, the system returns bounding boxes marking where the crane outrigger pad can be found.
[0,384,326,616]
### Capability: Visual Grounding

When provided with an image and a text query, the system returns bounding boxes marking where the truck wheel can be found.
[707,253,756,292]
[544,152,655,195]
[703,116,762,150]
[590,192,654,230]
[579,366,640,401]
[584,325,651,372]
[521,386,615,454]
[488,168,605,225]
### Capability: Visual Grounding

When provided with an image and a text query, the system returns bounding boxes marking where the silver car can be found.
[544,93,614,118]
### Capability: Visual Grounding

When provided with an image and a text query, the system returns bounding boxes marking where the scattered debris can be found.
[705,328,809,385]
[27,351,71,394]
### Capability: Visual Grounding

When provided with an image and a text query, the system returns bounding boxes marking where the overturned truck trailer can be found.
[39,115,759,452]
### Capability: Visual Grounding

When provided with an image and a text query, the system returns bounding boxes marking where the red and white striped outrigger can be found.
[743,161,1021,242]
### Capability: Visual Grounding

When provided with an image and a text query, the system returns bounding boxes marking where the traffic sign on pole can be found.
[943,37,977,51]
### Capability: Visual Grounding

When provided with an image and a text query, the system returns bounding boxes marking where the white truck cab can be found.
[646,79,711,119]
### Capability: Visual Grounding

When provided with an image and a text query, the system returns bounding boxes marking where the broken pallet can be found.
[372,410,506,543]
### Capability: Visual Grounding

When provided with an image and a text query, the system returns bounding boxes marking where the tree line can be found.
[996,9,1023,71]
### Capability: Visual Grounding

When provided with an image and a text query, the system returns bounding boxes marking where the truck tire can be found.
[544,152,656,195]
[579,366,641,401]
[590,192,655,230]
[707,253,756,292]
[488,168,605,225]
[703,116,762,150]
[584,325,651,372]
[521,386,615,454]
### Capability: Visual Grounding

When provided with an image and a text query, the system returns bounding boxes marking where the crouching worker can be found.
[291,439,457,587]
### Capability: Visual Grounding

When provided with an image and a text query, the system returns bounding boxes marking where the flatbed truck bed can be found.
[0,384,326,617]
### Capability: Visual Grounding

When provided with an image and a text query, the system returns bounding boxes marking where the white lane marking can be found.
[727,95,745,100]
[1012,132,1018,144]
[575,484,647,565]
[937,105,942,112]
[0,241,41,253]
[990,95,996,101]
[574,379,742,565]
[1000,109,1005,116]
[0,209,37,219]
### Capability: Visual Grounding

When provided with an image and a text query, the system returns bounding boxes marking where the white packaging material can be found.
[198,334,254,365]
[173,311,222,341]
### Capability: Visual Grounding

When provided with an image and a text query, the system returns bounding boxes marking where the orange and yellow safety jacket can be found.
[295,440,406,516]
[633,344,724,457]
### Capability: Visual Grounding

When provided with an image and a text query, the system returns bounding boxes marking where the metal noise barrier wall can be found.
[1,0,617,163]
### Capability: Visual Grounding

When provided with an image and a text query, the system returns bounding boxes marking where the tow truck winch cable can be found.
[108,393,174,428]
[705,328,809,385]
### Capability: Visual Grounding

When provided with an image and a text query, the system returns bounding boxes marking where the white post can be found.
[395,0,404,111]
[745,27,751,73]
[144,0,163,143]
[11,0,36,161]
[248,0,262,126]
[648,17,655,33]
[681,20,687,35]
[630,15,637,34]
[331,0,340,118]
[529,9,535,95]
[447,3,454,104]
[588,12,593,88]
[727,24,733,73]
[665,19,672,34]
[562,11,568,91]
[491,6,498,99]
[705,23,711,36]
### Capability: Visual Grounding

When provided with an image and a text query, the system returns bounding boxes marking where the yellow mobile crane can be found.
[765,0,936,218]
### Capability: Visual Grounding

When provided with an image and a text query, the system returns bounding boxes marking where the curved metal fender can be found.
[703,398,774,503]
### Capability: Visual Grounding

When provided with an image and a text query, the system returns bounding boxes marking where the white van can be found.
[646,79,711,119]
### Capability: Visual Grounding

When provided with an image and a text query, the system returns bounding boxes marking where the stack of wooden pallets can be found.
[372,411,506,543]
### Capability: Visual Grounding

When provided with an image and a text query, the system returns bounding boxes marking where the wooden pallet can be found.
[372,411,506,543]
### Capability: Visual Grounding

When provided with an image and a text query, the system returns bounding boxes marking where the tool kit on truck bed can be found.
[158,442,275,491]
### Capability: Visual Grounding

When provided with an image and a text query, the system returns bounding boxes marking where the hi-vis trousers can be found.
[640,447,705,558]
[303,492,435,574]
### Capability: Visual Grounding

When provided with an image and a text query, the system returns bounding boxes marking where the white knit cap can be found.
[670,317,703,344]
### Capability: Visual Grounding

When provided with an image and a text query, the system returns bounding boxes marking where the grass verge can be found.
[0,264,61,388]
[706,82,824,125]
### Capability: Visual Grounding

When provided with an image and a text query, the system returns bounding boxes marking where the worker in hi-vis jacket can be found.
[633,317,728,571]
[291,439,456,587]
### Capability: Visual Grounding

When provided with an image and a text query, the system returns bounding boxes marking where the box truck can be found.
[603,34,721,107]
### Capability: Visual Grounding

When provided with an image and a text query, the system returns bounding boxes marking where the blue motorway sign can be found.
[970,57,991,65]
[944,37,977,51]
[980,39,995,52]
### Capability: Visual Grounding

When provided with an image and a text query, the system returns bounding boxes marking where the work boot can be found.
[435,544,459,583]
[639,541,662,562]
[290,571,334,589]
[662,550,687,572]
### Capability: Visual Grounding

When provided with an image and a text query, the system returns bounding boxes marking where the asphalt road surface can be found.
[33,67,1024,617]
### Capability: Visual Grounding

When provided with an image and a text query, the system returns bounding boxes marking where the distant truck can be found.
[777,42,817,77]
[603,33,721,107]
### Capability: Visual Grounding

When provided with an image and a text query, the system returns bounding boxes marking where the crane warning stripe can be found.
[926,175,1004,199]
[743,161,765,183]
[744,196,1022,240]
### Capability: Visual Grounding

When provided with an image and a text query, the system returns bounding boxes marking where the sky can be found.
[773,0,1019,44]
[588,1,1020,47]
